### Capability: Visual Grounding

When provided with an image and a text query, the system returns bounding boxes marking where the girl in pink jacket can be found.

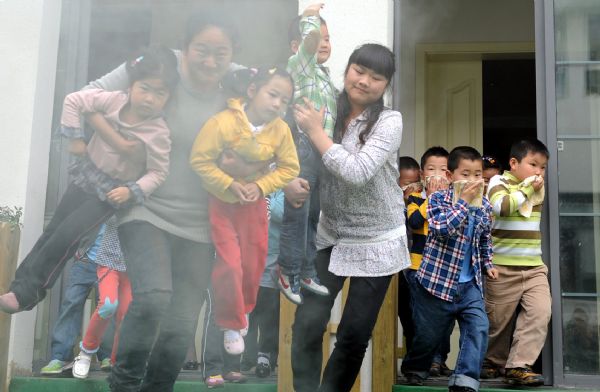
[0,45,178,314]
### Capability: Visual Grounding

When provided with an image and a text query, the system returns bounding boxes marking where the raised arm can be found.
[487,175,534,217]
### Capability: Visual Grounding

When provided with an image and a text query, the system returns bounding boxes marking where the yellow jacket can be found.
[190,98,300,203]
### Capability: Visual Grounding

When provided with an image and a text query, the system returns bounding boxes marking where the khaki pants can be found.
[484,264,551,369]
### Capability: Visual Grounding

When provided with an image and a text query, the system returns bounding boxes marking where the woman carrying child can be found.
[290,43,411,392]
[190,67,299,355]
[0,46,177,314]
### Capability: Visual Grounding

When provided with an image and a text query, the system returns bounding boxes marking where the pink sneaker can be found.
[205,374,225,388]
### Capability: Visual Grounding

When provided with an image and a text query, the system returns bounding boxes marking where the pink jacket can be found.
[61,89,170,197]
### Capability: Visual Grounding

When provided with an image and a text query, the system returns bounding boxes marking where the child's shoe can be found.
[223,329,245,355]
[40,359,66,375]
[278,271,303,305]
[405,373,425,386]
[480,363,500,379]
[301,276,329,296]
[72,351,92,379]
[223,371,247,383]
[504,366,544,386]
[205,374,225,388]
[255,352,271,378]
[100,358,112,372]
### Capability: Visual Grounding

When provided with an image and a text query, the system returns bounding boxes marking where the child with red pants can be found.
[72,217,131,379]
[190,67,299,355]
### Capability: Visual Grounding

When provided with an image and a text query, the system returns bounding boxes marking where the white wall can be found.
[0,0,62,378]
[398,0,535,156]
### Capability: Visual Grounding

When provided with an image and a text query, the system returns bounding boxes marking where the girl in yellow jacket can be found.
[190,67,299,355]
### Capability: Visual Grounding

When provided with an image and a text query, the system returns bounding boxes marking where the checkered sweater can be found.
[416,187,494,302]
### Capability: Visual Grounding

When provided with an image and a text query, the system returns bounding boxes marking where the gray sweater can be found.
[316,108,411,277]
[85,54,229,242]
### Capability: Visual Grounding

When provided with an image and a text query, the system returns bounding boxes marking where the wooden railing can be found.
[0,222,21,392]
[278,275,398,392]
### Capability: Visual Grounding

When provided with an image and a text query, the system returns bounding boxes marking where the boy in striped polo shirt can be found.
[483,139,550,386]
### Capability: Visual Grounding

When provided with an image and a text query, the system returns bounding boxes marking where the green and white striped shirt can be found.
[487,171,543,266]
[287,15,337,138]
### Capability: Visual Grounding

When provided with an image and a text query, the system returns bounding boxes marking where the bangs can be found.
[348,44,395,81]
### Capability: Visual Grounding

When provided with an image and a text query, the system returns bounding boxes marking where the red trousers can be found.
[209,197,268,330]
[82,266,132,364]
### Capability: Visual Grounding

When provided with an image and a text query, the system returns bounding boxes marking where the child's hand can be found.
[284,177,310,208]
[459,180,484,204]
[532,175,544,191]
[426,176,448,196]
[244,183,263,202]
[294,98,325,137]
[106,187,131,204]
[487,267,499,280]
[229,181,252,204]
[303,3,324,16]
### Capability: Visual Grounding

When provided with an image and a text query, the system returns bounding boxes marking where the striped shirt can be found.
[287,15,337,138]
[487,171,543,266]
[406,190,428,270]
[416,187,494,302]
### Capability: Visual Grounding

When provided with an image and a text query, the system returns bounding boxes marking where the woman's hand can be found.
[284,177,310,208]
[294,98,325,137]
[219,149,272,178]
[107,187,131,204]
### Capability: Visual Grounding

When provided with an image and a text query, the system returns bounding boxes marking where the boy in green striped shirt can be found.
[482,139,550,387]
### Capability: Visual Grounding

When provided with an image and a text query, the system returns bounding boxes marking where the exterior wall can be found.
[0,0,62,377]
[398,0,535,156]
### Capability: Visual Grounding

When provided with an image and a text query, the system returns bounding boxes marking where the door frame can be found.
[415,42,535,158]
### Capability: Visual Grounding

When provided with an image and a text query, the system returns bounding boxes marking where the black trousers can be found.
[291,247,392,392]
[201,288,242,377]
[108,221,214,392]
[10,183,114,310]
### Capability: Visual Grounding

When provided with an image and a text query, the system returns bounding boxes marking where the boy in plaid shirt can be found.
[277,2,336,304]
[402,146,498,392]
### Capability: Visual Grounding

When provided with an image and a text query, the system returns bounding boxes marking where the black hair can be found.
[334,44,395,145]
[222,66,294,99]
[509,139,550,162]
[183,11,239,51]
[125,45,180,93]
[288,15,327,44]
[482,155,502,171]
[448,146,482,172]
[420,146,449,170]
[399,156,420,171]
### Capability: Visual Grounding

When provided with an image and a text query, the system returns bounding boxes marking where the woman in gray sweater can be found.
[290,43,411,392]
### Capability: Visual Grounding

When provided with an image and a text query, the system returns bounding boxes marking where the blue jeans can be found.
[402,279,488,391]
[404,269,452,365]
[51,260,111,362]
[278,133,322,278]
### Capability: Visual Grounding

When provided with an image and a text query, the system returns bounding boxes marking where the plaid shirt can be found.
[416,187,494,302]
[287,15,337,138]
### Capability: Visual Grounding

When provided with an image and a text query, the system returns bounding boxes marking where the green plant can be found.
[0,206,23,228]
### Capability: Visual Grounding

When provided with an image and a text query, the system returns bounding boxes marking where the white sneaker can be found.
[224,329,245,355]
[277,271,303,305]
[301,277,329,296]
[72,351,92,379]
